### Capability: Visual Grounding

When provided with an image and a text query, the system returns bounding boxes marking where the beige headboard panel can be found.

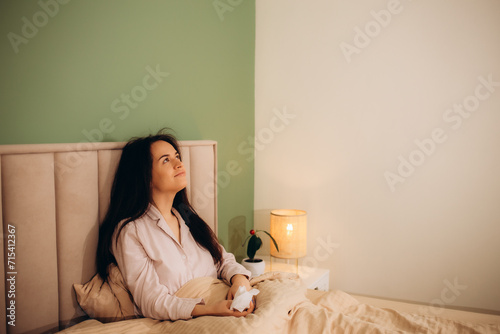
[0,140,217,334]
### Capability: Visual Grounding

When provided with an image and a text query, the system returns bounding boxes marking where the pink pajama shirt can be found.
[112,205,251,320]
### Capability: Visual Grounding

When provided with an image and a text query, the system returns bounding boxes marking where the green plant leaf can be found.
[260,230,279,252]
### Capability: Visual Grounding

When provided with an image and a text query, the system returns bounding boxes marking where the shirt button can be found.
[182,255,187,260]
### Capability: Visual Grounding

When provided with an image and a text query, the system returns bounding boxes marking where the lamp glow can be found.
[270,209,307,259]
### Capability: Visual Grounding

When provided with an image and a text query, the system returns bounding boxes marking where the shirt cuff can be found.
[177,297,204,320]
[224,266,252,285]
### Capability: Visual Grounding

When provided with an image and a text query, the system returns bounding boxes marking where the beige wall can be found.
[254,0,500,312]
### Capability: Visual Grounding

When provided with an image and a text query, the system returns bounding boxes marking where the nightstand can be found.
[261,255,330,291]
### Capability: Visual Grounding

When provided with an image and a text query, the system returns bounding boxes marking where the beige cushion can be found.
[73,264,136,323]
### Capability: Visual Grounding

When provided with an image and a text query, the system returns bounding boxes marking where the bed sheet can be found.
[58,272,500,334]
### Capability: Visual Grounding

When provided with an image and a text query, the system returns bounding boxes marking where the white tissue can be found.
[229,286,260,312]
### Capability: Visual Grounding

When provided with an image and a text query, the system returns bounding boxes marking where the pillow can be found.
[174,276,229,304]
[73,264,137,323]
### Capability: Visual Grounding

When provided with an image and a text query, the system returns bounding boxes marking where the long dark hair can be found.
[96,130,223,280]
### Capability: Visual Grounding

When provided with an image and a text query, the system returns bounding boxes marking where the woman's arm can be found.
[219,249,256,313]
[216,247,254,304]
[217,246,252,284]
[191,300,253,317]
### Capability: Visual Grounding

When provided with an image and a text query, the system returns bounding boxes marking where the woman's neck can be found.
[151,191,175,216]
[151,191,181,242]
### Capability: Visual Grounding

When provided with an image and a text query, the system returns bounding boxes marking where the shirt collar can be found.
[145,203,162,221]
[145,203,189,243]
[146,204,185,224]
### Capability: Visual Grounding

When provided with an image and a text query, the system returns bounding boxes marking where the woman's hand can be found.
[227,274,255,314]
[227,274,252,300]
[191,300,253,317]
[191,274,255,317]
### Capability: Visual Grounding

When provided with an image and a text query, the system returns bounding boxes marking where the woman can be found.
[96,130,254,321]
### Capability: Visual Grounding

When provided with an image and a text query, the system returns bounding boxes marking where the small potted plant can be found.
[241,229,279,277]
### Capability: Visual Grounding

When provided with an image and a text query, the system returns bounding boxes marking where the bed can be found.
[1,140,499,334]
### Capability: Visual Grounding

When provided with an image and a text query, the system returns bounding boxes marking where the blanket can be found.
[59,272,500,334]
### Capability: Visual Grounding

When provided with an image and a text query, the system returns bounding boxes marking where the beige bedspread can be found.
[59,272,500,334]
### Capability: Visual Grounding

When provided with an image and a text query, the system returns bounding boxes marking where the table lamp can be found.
[270,209,307,273]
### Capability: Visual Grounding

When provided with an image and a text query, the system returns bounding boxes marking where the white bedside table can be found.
[261,255,330,291]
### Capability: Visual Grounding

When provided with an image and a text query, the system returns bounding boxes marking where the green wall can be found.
[0,0,255,253]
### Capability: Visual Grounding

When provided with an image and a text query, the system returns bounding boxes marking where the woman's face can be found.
[150,140,187,196]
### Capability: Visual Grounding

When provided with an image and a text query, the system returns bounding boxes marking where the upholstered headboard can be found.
[0,140,218,334]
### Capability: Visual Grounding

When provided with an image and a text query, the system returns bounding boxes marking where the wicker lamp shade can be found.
[270,209,307,259]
